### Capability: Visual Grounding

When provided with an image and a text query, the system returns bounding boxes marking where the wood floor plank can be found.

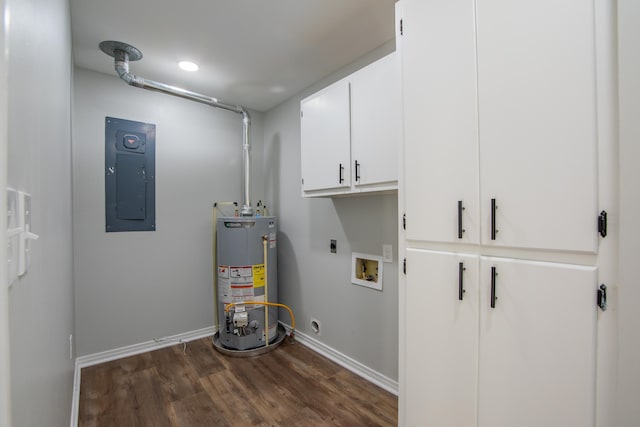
[119,351,154,374]
[183,337,228,378]
[170,391,230,427]
[127,368,173,427]
[279,406,334,426]
[80,365,138,427]
[150,346,205,402]
[330,370,398,426]
[78,337,397,426]
[222,356,302,424]
[199,370,266,426]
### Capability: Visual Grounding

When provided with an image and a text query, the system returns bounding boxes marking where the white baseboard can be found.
[69,323,398,426]
[74,326,216,370]
[69,326,216,427]
[279,321,399,396]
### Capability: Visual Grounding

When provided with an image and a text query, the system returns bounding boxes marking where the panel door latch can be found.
[597,284,607,311]
[598,211,607,238]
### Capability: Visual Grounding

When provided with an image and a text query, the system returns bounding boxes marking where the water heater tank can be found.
[216,216,278,350]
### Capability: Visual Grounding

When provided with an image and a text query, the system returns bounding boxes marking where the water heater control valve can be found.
[233,311,249,328]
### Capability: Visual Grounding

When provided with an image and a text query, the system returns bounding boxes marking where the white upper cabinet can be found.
[477,0,598,253]
[300,79,351,193]
[402,0,480,245]
[401,0,598,253]
[350,53,401,190]
[301,53,400,197]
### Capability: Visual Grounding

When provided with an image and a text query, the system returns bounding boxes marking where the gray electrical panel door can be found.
[105,117,156,232]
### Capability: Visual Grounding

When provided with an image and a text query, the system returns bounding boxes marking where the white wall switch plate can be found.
[18,191,38,277]
[382,244,393,263]
[6,188,19,286]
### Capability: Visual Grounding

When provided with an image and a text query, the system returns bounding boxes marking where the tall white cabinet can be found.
[398,0,610,426]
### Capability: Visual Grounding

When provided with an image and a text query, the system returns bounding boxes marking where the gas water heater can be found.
[216,216,278,350]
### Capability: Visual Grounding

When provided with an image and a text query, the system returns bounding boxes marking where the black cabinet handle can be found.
[355,160,360,182]
[490,266,497,308]
[458,262,465,300]
[491,198,497,240]
[458,200,465,239]
[339,163,344,184]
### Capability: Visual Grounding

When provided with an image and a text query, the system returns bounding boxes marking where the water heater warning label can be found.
[252,264,265,287]
[218,264,265,303]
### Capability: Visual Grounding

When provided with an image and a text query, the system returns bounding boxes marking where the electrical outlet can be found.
[330,239,337,253]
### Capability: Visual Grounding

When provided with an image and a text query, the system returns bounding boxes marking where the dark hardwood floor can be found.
[78,337,398,426]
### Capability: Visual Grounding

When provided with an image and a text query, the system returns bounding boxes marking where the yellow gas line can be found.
[263,235,269,346]
[224,301,296,336]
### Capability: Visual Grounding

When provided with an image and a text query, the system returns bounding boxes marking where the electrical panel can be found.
[105,117,156,232]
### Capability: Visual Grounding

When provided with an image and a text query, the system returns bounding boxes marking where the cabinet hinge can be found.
[597,284,607,311]
[403,258,406,275]
[402,213,406,230]
[598,210,607,238]
[400,19,403,35]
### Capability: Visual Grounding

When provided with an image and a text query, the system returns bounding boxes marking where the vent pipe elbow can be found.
[101,41,254,217]
[113,50,144,88]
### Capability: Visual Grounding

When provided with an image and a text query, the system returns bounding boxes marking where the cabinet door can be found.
[401,0,480,245]
[477,0,598,252]
[478,257,596,427]
[405,249,479,426]
[350,53,399,188]
[300,79,351,192]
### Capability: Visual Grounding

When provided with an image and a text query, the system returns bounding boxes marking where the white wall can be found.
[5,0,75,425]
[617,0,640,425]
[73,68,265,356]
[263,41,399,381]
[0,0,11,424]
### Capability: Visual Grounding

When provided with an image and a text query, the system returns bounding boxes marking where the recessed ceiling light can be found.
[178,61,199,72]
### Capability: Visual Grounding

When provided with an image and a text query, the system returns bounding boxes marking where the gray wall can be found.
[73,68,265,356]
[263,41,399,381]
[617,0,640,425]
[6,0,75,426]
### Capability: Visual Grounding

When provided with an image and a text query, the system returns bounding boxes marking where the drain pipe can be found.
[100,41,253,216]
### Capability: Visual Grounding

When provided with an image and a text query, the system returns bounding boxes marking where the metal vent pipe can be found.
[100,41,253,216]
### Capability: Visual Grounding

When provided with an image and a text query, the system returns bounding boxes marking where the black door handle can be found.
[490,266,497,308]
[458,200,465,239]
[355,160,360,182]
[458,262,465,300]
[339,163,344,184]
[491,198,497,240]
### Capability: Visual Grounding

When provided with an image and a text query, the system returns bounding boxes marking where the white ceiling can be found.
[70,0,397,112]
